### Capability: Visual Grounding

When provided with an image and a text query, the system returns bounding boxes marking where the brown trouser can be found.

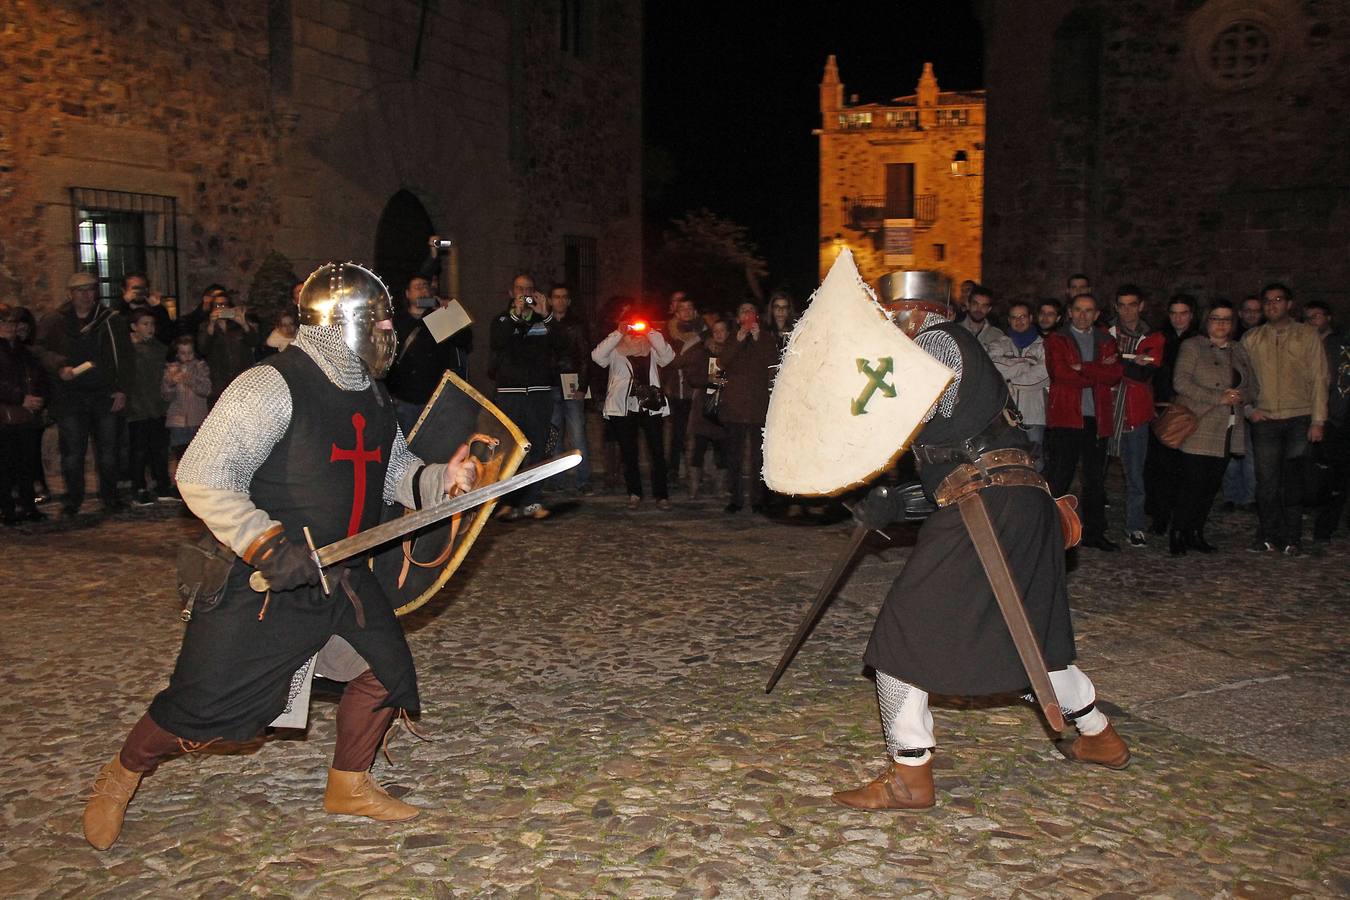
[119,670,395,773]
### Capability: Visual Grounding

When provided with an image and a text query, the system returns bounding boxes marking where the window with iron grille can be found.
[563,234,597,319]
[69,188,180,305]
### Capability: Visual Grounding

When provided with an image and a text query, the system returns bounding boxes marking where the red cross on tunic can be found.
[331,412,383,537]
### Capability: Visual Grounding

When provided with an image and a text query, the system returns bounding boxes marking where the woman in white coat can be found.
[592,321,675,509]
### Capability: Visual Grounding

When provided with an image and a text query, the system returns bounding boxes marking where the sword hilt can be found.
[246,525,329,595]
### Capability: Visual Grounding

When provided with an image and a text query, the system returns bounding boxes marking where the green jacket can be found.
[126,339,170,421]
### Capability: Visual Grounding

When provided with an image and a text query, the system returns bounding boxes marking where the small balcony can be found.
[844,194,937,233]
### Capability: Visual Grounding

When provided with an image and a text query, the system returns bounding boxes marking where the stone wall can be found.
[980,0,1350,314]
[1,0,642,383]
[0,1,278,308]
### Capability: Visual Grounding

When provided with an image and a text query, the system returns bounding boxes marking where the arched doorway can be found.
[373,189,436,302]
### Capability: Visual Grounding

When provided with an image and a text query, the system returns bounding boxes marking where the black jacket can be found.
[488,309,565,391]
[35,302,134,410]
[387,307,473,405]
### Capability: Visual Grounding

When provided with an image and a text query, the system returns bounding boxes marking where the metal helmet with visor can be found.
[875,270,953,339]
[297,262,398,378]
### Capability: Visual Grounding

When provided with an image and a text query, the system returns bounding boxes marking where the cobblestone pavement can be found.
[1,491,1346,898]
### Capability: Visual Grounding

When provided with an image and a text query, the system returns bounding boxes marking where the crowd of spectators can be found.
[945,275,1346,557]
[7,254,1346,563]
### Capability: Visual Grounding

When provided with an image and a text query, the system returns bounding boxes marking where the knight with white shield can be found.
[763,251,1130,811]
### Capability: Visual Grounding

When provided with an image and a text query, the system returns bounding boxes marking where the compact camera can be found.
[434,239,454,250]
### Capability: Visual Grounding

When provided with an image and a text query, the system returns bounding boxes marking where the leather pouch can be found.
[176,533,236,622]
[1056,494,1082,549]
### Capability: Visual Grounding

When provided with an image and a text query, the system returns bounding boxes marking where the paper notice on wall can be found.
[423,300,472,343]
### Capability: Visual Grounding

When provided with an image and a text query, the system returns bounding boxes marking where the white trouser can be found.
[876,664,1105,762]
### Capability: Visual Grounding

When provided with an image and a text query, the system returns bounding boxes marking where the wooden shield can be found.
[372,372,527,616]
[762,249,954,496]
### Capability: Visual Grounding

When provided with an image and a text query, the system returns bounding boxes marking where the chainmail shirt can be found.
[178,324,423,552]
[914,313,962,422]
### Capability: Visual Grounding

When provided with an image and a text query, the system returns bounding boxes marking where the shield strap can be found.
[954,491,1066,732]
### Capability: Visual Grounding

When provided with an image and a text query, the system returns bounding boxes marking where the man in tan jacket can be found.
[1240,283,1328,554]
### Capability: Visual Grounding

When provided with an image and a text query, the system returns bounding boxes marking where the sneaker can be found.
[655,498,671,511]
[1248,539,1276,553]
[1126,530,1147,548]
[133,490,155,507]
[578,484,595,496]
[627,495,641,511]
[521,503,550,520]
[1282,543,1302,557]
[495,505,519,522]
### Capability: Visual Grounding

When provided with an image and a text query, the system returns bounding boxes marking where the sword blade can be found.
[765,523,870,694]
[314,451,581,567]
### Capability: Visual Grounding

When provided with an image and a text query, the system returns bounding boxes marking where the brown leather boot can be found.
[832,760,935,810]
[83,756,144,850]
[323,768,420,821]
[1057,723,1131,769]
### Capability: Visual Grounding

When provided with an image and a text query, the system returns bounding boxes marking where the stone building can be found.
[816,57,984,289]
[979,0,1350,311]
[0,0,642,383]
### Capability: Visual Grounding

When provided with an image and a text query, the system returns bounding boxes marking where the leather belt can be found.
[913,408,1017,466]
[933,448,1045,508]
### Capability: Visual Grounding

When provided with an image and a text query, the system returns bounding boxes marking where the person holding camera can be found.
[386,238,474,433]
[490,274,564,520]
[718,300,779,514]
[592,314,675,510]
[197,285,261,405]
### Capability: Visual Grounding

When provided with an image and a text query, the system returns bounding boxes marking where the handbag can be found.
[1151,401,1198,449]
[701,388,722,426]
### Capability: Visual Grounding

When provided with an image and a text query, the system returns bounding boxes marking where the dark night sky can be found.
[643,1,983,301]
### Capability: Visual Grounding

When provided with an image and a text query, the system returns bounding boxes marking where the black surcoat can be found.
[862,322,1076,695]
[149,351,418,742]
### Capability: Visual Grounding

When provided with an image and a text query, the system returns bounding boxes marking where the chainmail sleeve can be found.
[914,318,963,422]
[176,365,293,553]
[385,423,432,507]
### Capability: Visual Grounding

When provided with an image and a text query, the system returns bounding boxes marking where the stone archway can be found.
[374,189,436,301]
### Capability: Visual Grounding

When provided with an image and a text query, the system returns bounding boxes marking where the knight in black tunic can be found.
[833,304,1132,812]
[83,264,479,850]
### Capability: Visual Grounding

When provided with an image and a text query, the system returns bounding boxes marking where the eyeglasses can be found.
[1207,316,1234,323]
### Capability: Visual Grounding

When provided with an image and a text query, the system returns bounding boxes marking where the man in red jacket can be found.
[1108,286,1166,547]
[1044,293,1124,550]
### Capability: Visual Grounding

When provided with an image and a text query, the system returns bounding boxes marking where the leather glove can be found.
[852,485,903,531]
[894,480,937,522]
[248,529,321,592]
[852,481,936,531]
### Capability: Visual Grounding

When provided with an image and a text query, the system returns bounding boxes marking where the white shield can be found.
[762,250,953,496]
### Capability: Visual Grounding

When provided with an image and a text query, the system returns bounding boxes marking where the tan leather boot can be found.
[83,755,144,850]
[832,760,935,810]
[323,768,420,821]
[1057,722,1131,769]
